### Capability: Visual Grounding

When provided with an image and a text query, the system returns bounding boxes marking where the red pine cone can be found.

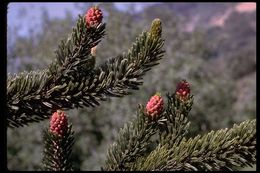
[146,93,164,119]
[50,110,68,137]
[175,80,191,101]
[85,6,103,27]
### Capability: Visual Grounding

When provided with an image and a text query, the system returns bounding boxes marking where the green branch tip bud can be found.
[149,18,162,39]
[155,91,161,96]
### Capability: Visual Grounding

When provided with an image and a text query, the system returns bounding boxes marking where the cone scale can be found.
[146,93,164,120]
[85,6,103,27]
[49,110,68,137]
[175,80,190,102]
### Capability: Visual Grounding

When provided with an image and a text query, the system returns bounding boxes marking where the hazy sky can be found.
[7,3,158,37]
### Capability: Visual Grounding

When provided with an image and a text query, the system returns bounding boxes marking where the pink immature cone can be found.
[175,80,191,102]
[50,110,68,137]
[146,94,164,119]
[85,6,103,27]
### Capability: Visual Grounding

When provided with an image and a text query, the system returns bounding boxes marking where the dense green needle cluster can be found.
[42,125,75,171]
[7,15,164,128]
[7,6,256,171]
[103,90,256,171]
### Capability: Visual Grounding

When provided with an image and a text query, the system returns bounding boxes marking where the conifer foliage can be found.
[7,6,164,128]
[7,6,256,171]
[103,80,256,171]
[42,110,74,171]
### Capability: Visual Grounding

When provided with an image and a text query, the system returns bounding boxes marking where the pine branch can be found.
[158,92,193,146]
[48,15,105,79]
[42,125,75,171]
[7,15,105,128]
[104,82,256,171]
[7,18,165,128]
[42,111,75,171]
[103,105,158,171]
[135,119,256,171]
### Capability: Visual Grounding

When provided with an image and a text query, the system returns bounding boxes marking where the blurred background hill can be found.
[7,2,256,170]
